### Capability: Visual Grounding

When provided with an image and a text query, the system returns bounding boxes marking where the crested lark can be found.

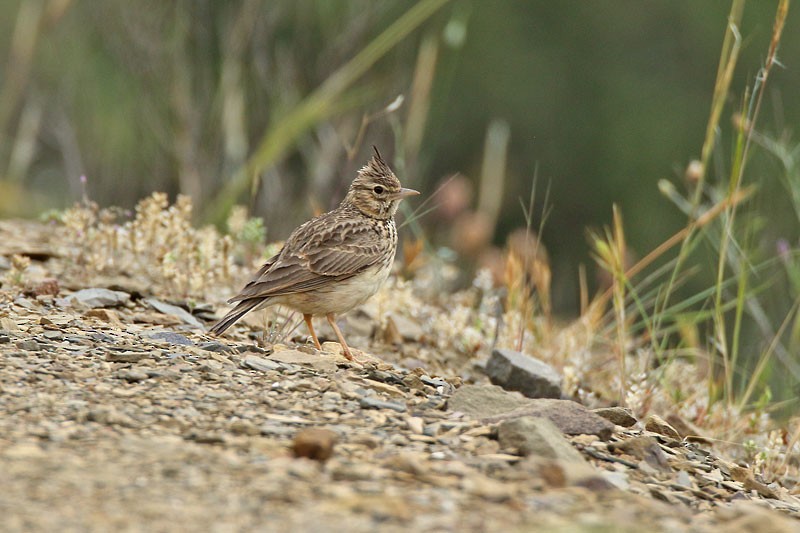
[210,147,419,360]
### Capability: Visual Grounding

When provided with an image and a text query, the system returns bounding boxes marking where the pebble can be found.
[448,384,531,418]
[242,354,281,372]
[198,341,231,353]
[16,339,40,351]
[116,368,150,382]
[593,406,638,427]
[359,396,407,413]
[146,298,205,329]
[292,428,338,462]
[485,348,562,399]
[498,416,588,463]
[3,217,799,531]
[70,288,131,308]
[146,331,194,346]
[106,351,151,363]
[644,414,682,440]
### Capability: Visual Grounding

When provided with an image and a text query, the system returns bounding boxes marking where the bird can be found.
[209,147,419,361]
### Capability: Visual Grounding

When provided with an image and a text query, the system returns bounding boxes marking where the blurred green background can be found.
[1,0,798,315]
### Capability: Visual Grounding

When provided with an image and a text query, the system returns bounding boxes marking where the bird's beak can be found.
[391,187,420,200]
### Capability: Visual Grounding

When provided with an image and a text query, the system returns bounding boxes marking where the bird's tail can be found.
[209,299,262,336]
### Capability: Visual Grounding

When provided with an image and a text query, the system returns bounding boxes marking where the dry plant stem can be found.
[692,0,744,209]
[478,119,510,239]
[716,0,790,403]
[611,206,628,406]
[739,296,800,409]
[404,32,439,160]
[0,1,45,171]
[655,1,743,331]
[205,0,451,223]
[578,264,589,315]
[344,95,405,160]
[781,421,800,472]
[595,187,754,308]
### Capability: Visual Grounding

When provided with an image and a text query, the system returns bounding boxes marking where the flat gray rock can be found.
[593,406,638,427]
[70,288,130,308]
[447,384,531,418]
[485,348,562,398]
[498,416,587,463]
[146,298,205,329]
[483,398,615,441]
[242,354,281,372]
[146,331,194,346]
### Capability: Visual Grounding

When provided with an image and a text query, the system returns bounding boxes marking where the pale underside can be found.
[252,259,392,316]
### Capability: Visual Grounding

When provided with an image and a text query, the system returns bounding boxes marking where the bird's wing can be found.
[228,211,392,302]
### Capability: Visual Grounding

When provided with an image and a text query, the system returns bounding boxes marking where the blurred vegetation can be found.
[1,1,800,344]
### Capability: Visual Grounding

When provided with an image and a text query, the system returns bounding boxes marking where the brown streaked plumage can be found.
[210,147,419,360]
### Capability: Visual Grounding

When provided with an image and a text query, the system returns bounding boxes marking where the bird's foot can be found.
[319,341,367,365]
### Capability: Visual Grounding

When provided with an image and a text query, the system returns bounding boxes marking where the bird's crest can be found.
[359,146,393,178]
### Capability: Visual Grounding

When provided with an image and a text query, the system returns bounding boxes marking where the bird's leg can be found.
[303,314,322,350]
[326,313,354,361]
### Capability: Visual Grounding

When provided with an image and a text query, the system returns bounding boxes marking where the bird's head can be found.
[343,147,419,220]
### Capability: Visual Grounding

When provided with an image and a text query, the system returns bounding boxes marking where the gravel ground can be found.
[1,220,799,532]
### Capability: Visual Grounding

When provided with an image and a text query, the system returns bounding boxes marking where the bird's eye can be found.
[373,185,385,195]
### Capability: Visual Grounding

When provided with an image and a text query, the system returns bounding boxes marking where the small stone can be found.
[146,298,205,329]
[70,288,130,308]
[89,332,115,344]
[271,349,323,365]
[644,414,681,440]
[602,471,630,490]
[274,347,339,372]
[15,339,40,351]
[593,406,638,427]
[382,316,403,345]
[242,354,281,372]
[0,317,19,331]
[0,334,10,343]
[228,419,260,436]
[198,341,231,353]
[31,278,59,297]
[293,428,337,462]
[462,474,514,502]
[485,348,562,399]
[609,436,670,471]
[405,417,425,435]
[384,453,425,475]
[675,470,693,488]
[84,308,124,327]
[359,396,407,413]
[146,331,193,346]
[532,458,605,489]
[190,433,226,444]
[498,416,588,464]
[106,351,151,363]
[116,368,149,382]
[666,413,711,443]
[730,465,779,499]
[402,373,427,390]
